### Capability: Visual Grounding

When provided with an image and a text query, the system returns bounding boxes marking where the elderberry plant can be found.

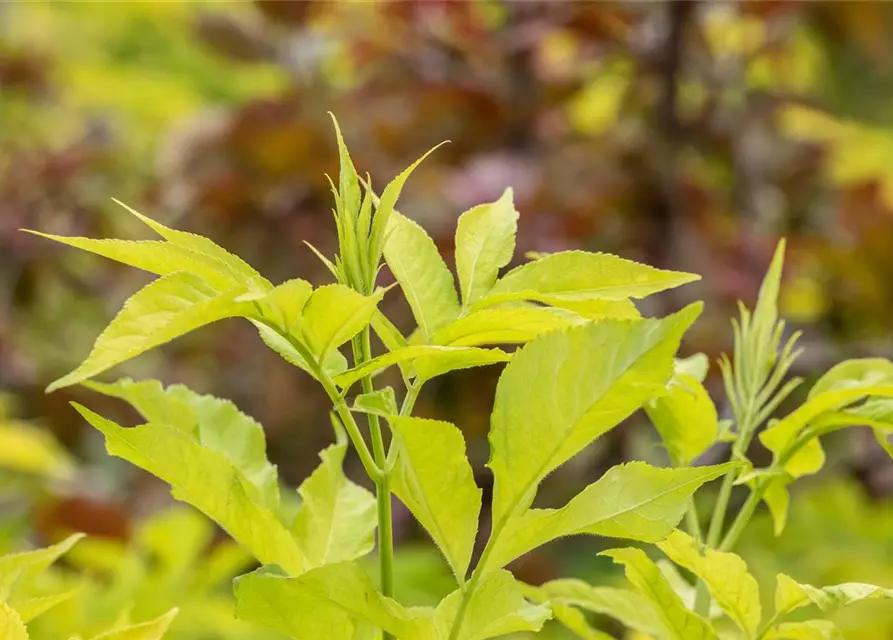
[23,118,892,639]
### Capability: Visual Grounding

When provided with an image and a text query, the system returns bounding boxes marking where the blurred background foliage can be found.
[1,1,893,638]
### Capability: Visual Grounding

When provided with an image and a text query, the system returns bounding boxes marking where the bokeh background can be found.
[2,2,893,638]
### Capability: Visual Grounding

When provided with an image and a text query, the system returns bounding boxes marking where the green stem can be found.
[718,487,761,552]
[353,328,395,638]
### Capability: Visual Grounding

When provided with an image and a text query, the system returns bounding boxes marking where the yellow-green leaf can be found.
[646,373,719,466]
[482,462,732,573]
[112,198,271,293]
[48,273,251,392]
[481,250,699,307]
[526,579,662,637]
[488,304,702,527]
[85,378,279,511]
[301,285,384,358]
[293,444,377,569]
[657,530,761,638]
[234,563,436,640]
[74,404,304,575]
[601,547,719,640]
[455,188,519,307]
[435,570,551,640]
[774,574,893,618]
[383,212,460,340]
[432,307,575,347]
[334,345,510,390]
[388,417,481,583]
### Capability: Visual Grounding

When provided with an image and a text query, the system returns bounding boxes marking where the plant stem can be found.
[719,487,761,552]
[353,328,395,639]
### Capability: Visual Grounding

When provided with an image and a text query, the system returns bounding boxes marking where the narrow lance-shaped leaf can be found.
[455,188,519,307]
[383,212,460,340]
[601,548,719,640]
[48,273,252,392]
[73,405,304,576]
[234,563,436,640]
[488,304,702,528]
[657,530,761,639]
[479,250,699,308]
[293,444,377,569]
[435,570,551,640]
[431,307,577,347]
[335,345,510,390]
[774,574,893,619]
[369,144,445,274]
[481,462,733,574]
[388,417,481,583]
[524,579,663,638]
[85,378,279,511]
[111,198,271,292]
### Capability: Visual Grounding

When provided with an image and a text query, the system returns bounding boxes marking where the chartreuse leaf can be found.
[764,620,843,640]
[434,570,550,640]
[87,608,178,640]
[111,198,271,293]
[431,307,576,347]
[73,404,304,576]
[0,533,85,622]
[488,304,702,529]
[334,345,510,390]
[646,371,719,465]
[0,602,28,640]
[383,212,460,340]
[455,188,519,308]
[543,604,615,640]
[657,530,761,638]
[774,574,893,618]
[601,548,719,640]
[388,417,481,583]
[480,251,699,308]
[23,234,244,294]
[251,320,348,379]
[301,285,384,359]
[524,579,662,637]
[0,533,85,589]
[255,278,313,333]
[234,563,436,640]
[760,384,893,477]
[293,444,377,569]
[481,462,733,573]
[84,378,279,511]
[48,273,252,392]
[352,387,398,418]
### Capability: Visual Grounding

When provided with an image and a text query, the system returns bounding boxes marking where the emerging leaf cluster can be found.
[27,118,893,639]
